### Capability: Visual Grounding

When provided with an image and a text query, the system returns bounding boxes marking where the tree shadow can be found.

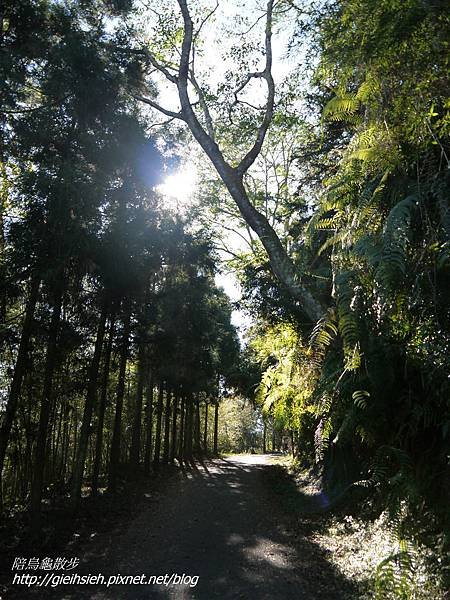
[11,457,362,600]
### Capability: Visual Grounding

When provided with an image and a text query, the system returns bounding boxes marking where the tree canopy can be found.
[0,0,449,596]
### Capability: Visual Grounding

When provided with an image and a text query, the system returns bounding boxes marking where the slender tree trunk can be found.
[185,396,193,460]
[170,394,178,464]
[23,378,34,498]
[130,336,145,471]
[162,387,171,464]
[178,396,185,462]
[203,401,208,453]
[183,398,189,459]
[194,396,201,453]
[213,401,219,455]
[91,313,115,496]
[0,157,8,323]
[59,399,69,484]
[108,303,131,492]
[153,381,164,467]
[52,388,63,484]
[263,421,267,454]
[70,299,108,512]
[143,372,154,474]
[30,282,63,533]
[0,277,39,508]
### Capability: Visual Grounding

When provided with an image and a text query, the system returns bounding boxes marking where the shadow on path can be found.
[20,456,361,600]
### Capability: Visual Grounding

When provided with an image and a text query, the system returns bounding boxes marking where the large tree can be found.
[122,0,324,323]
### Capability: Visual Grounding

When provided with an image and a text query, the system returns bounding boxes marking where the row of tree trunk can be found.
[0,288,220,534]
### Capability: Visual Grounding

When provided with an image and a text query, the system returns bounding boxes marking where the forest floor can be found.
[2,454,378,600]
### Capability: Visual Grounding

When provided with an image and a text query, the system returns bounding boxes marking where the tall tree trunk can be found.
[162,387,171,464]
[153,381,164,467]
[0,159,7,323]
[194,396,201,453]
[185,396,193,460]
[59,397,69,483]
[170,393,178,464]
[263,421,267,454]
[23,378,34,499]
[129,336,145,471]
[183,398,189,459]
[143,371,154,474]
[30,281,63,533]
[218,171,325,322]
[70,299,108,512]
[91,313,115,497]
[108,303,131,493]
[142,8,326,324]
[178,396,185,462]
[203,401,208,453]
[0,277,39,509]
[52,385,63,485]
[213,401,219,455]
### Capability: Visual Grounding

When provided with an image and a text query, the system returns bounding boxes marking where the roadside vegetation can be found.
[1,1,448,597]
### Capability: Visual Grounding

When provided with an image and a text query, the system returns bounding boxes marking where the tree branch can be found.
[141,48,178,84]
[189,70,215,139]
[135,0,325,323]
[176,0,231,172]
[193,0,219,44]
[237,0,275,176]
[130,92,185,120]
[0,94,72,114]
[211,243,242,261]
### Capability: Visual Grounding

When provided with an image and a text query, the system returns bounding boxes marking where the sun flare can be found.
[158,166,198,207]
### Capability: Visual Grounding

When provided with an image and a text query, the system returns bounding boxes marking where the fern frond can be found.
[353,389,370,409]
[376,194,418,287]
[322,94,360,122]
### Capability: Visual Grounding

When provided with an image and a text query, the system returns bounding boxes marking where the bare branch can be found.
[189,70,215,139]
[141,48,178,84]
[177,0,193,81]
[237,0,275,176]
[130,92,185,120]
[176,0,231,174]
[217,222,256,250]
[147,116,178,130]
[193,0,219,44]
[0,94,72,114]
[234,71,265,97]
[240,10,268,36]
[236,98,266,111]
[211,243,242,261]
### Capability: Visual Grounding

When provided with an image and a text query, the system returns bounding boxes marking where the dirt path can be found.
[17,455,359,599]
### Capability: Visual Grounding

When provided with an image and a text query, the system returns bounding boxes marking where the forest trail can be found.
[46,455,358,600]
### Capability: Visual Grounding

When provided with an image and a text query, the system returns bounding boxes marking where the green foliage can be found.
[218,397,261,453]
[1,0,449,594]
[247,0,450,594]
[374,538,421,600]
[0,0,241,516]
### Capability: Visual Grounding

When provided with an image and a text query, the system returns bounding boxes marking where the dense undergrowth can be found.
[0,1,449,598]
[237,1,450,595]
[267,456,447,599]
